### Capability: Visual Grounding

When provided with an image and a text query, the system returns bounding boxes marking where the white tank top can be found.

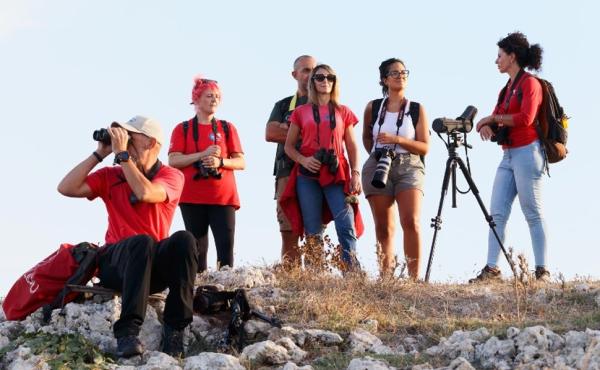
[371,99,415,154]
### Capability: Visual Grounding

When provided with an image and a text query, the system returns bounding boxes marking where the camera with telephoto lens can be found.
[192,160,221,180]
[371,148,396,189]
[489,123,512,146]
[314,148,339,174]
[92,128,111,145]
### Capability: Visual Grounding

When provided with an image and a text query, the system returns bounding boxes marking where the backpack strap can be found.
[370,98,384,132]
[409,101,420,129]
[220,120,230,141]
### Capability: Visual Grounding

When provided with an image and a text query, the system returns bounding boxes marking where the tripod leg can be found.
[424,157,455,282]
[454,158,517,279]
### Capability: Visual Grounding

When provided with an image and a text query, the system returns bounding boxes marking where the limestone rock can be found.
[348,328,394,355]
[425,328,490,361]
[183,352,245,370]
[279,361,314,370]
[347,356,396,370]
[240,340,290,365]
[201,266,277,289]
[276,337,308,363]
[137,351,182,370]
[303,328,343,346]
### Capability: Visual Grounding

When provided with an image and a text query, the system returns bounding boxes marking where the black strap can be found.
[371,99,420,130]
[374,98,407,152]
[497,69,526,112]
[311,103,336,147]
[183,117,230,153]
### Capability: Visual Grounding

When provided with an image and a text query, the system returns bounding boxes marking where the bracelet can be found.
[92,151,103,162]
[351,169,360,176]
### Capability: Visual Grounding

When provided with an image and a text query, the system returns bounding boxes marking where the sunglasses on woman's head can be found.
[199,78,218,84]
[313,74,336,82]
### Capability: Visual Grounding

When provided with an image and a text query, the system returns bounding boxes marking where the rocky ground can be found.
[1,266,600,369]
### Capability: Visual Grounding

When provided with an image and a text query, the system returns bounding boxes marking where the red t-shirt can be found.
[290,103,358,186]
[290,103,358,157]
[493,72,542,148]
[86,165,184,244]
[168,119,243,208]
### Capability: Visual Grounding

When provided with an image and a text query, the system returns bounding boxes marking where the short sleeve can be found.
[168,122,186,154]
[268,100,285,123]
[154,167,184,203]
[85,167,110,200]
[225,122,244,154]
[341,105,359,128]
[289,108,302,128]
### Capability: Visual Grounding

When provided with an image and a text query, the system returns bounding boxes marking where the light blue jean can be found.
[296,174,358,267]
[487,140,548,268]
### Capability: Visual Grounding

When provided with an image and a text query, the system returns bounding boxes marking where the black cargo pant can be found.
[98,230,199,338]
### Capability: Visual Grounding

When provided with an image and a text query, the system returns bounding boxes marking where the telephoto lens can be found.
[371,149,395,189]
[92,128,111,145]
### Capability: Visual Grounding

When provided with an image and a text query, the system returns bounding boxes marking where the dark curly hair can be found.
[378,58,406,96]
[497,31,543,71]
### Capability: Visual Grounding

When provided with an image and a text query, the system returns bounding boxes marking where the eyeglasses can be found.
[387,70,410,78]
[199,78,218,84]
[312,74,336,82]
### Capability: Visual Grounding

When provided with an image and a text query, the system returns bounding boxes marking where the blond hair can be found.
[308,64,340,107]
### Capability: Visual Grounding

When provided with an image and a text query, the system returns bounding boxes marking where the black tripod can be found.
[424,132,517,282]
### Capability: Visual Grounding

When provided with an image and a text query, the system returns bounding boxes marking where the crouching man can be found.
[58,116,198,358]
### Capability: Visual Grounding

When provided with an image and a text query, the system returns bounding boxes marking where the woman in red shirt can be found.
[282,64,363,271]
[472,32,549,282]
[168,77,245,270]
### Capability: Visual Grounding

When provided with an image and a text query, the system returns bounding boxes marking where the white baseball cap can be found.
[112,115,164,145]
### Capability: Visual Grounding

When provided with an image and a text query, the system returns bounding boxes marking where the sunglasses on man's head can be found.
[312,74,336,82]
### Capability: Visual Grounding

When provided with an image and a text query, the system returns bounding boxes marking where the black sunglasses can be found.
[199,78,218,84]
[313,74,336,82]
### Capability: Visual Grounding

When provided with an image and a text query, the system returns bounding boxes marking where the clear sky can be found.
[1,0,598,295]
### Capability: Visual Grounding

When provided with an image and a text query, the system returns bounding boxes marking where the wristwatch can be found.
[115,151,130,164]
[219,157,224,168]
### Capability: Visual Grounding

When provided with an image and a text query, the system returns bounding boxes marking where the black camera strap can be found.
[374,97,407,152]
[110,160,163,204]
[500,69,526,113]
[312,102,336,147]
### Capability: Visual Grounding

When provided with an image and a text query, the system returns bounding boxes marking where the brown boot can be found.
[469,265,502,283]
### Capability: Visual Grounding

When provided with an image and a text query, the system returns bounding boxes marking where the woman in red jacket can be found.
[168,77,245,270]
[472,32,549,282]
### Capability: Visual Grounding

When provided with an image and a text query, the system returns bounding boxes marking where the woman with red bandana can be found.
[168,77,245,270]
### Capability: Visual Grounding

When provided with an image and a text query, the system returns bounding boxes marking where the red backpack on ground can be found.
[2,242,98,321]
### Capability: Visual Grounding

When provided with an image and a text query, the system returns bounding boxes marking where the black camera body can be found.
[92,128,111,145]
[371,148,396,189]
[490,123,512,146]
[193,160,221,180]
[314,148,339,174]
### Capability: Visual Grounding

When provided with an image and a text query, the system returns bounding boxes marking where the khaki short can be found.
[361,152,425,197]
[275,176,293,232]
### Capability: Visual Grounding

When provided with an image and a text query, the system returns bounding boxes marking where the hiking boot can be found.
[116,335,144,358]
[469,265,502,283]
[161,325,184,357]
[535,266,551,282]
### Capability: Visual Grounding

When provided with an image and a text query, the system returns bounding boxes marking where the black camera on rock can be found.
[92,128,111,145]
[371,148,396,189]
[490,123,511,146]
[193,160,221,180]
[314,148,339,174]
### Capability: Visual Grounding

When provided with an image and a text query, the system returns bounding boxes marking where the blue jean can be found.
[296,174,358,267]
[487,140,548,268]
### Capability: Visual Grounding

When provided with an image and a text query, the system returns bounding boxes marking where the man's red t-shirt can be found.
[168,119,243,208]
[86,165,184,244]
[493,72,542,148]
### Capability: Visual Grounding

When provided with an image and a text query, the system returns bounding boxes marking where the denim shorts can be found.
[361,152,425,197]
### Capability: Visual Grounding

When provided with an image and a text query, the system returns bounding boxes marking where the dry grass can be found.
[271,252,600,346]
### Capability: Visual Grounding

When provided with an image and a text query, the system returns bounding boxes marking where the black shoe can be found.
[116,335,144,358]
[161,325,184,357]
[535,266,551,282]
[469,265,502,283]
